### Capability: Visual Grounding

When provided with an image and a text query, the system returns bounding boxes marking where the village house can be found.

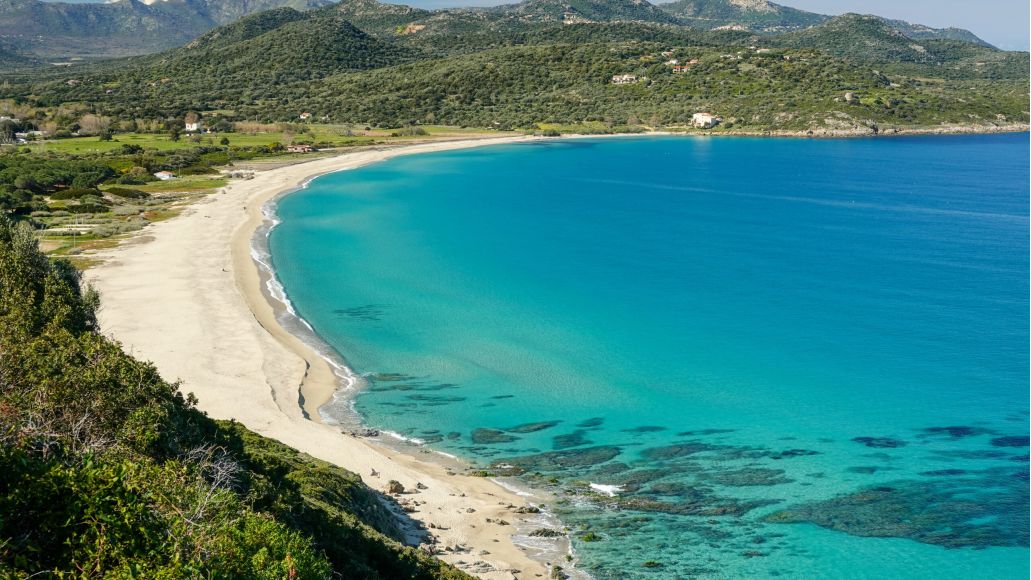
[665,59,679,65]
[672,59,699,73]
[153,171,176,181]
[691,112,722,129]
[184,112,202,133]
[611,74,638,85]
[299,112,312,121]
[287,144,315,153]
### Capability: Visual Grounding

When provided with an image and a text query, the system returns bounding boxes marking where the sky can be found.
[41,0,1031,50]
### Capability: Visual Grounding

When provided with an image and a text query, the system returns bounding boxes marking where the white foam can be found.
[589,483,624,497]
[492,478,535,498]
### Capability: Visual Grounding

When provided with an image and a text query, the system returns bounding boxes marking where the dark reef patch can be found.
[991,435,1030,448]
[615,494,778,518]
[852,436,907,449]
[764,468,1030,548]
[641,441,723,461]
[404,394,465,406]
[471,428,518,444]
[622,426,667,434]
[846,466,881,475]
[677,428,736,437]
[333,304,387,321]
[506,420,562,433]
[768,449,821,460]
[918,426,993,440]
[577,417,605,429]
[699,468,793,487]
[553,430,593,450]
[920,469,967,477]
[493,446,621,472]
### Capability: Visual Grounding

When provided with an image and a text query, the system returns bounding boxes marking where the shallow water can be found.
[269,134,1030,578]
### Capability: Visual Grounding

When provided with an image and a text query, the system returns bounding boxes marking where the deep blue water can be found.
[269,134,1030,578]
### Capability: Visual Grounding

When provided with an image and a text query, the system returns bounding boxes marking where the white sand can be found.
[89,137,564,579]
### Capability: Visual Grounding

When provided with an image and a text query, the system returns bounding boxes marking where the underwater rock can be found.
[700,468,793,487]
[493,446,621,472]
[615,495,777,518]
[621,426,667,434]
[846,466,881,475]
[641,441,722,461]
[506,420,562,433]
[919,426,993,439]
[991,435,1030,448]
[768,449,821,460]
[677,429,737,437]
[764,469,1030,548]
[472,429,519,444]
[528,528,565,538]
[577,417,605,428]
[553,430,593,450]
[852,436,907,449]
[920,469,967,477]
[334,304,386,321]
[406,394,466,406]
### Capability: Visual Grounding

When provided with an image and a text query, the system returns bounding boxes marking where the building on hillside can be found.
[153,171,176,180]
[287,144,315,153]
[691,112,721,129]
[184,112,202,133]
[665,59,679,65]
[299,112,312,121]
[672,64,690,73]
[611,74,638,85]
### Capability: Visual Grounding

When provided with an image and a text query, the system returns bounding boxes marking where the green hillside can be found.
[0,0,334,57]
[772,14,1025,79]
[491,0,682,24]
[0,1,1026,135]
[0,216,468,579]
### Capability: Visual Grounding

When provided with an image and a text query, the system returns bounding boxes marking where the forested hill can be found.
[0,0,995,59]
[0,0,335,57]
[0,0,1025,136]
[0,216,469,578]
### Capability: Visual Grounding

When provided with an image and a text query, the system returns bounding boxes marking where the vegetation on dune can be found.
[0,216,468,578]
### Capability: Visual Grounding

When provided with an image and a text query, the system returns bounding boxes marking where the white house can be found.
[611,74,638,85]
[153,171,176,181]
[691,113,721,129]
[299,112,313,121]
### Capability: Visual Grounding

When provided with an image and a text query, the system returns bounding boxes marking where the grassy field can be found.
[23,125,514,155]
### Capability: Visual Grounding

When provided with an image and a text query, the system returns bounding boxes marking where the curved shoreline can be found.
[88,136,577,580]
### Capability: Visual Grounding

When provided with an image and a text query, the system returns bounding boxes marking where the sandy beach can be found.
[88,136,563,579]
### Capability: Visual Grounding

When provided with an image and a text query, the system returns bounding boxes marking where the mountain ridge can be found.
[1,0,995,58]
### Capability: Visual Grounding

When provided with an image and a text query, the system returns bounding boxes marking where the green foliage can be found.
[105,187,151,199]
[49,187,97,200]
[0,217,469,579]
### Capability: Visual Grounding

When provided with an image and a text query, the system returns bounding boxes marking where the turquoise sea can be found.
[268,134,1029,578]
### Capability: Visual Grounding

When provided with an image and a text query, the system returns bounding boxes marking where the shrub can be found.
[50,188,99,200]
[106,187,150,199]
